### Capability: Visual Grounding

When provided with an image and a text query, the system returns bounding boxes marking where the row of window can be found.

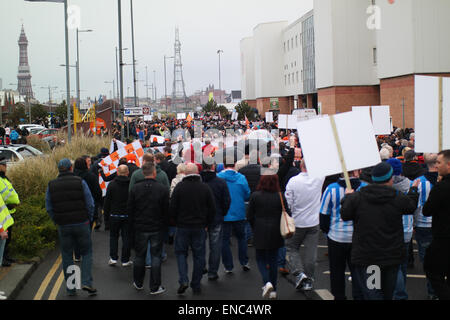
[284,34,300,52]
[284,61,297,70]
[285,71,300,86]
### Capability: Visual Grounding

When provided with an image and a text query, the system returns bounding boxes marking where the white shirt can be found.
[285,172,325,228]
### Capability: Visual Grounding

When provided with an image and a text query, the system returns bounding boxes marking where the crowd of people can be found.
[2,112,449,300]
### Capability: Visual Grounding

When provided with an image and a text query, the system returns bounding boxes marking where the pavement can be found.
[0,261,39,300]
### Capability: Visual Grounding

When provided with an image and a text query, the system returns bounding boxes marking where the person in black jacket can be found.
[402,150,425,181]
[423,150,450,300]
[341,162,419,300]
[247,174,290,300]
[157,148,177,183]
[104,165,132,267]
[128,162,170,295]
[200,160,231,281]
[170,163,216,295]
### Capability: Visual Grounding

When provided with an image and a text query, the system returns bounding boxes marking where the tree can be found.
[217,105,229,118]
[235,101,255,121]
[202,99,218,114]
[8,105,27,126]
[54,101,69,121]
[31,104,48,121]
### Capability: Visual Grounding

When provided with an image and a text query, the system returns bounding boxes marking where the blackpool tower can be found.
[17,25,34,100]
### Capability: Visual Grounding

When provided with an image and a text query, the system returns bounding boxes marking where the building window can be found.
[288,74,291,85]
[285,75,287,85]
[291,38,294,49]
[373,47,377,65]
[296,71,299,83]
[296,35,298,47]
[284,42,286,53]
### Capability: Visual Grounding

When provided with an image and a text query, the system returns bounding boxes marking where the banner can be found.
[98,141,144,196]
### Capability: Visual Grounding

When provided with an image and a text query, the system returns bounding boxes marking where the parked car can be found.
[18,124,46,133]
[29,128,60,139]
[0,144,44,165]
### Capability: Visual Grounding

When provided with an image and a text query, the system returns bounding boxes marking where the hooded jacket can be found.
[129,165,170,192]
[392,175,414,243]
[169,174,216,229]
[200,171,231,227]
[423,174,450,239]
[74,168,103,203]
[128,178,169,232]
[217,169,251,222]
[402,162,425,181]
[103,175,130,218]
[341,184,419,266]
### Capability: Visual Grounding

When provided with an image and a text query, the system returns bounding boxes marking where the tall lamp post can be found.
[217,49,223,104]
[105,80,116,121]
[76,28,93,120]
[164,55,174,113]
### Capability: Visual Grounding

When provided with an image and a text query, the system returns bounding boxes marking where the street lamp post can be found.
[164,55,174,113]
[153,70,157,104]
[76,28,93,125]
[217,50,223,104]
[118,0,126,141]
[105,80,116,121]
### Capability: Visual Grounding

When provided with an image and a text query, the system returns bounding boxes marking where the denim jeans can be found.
[222,221,248,271]
[352,264,399,300]
[208,224,223,277]
[58,223,93,291]
[415,227,436,296]
[109,217,131,263]
[286,225,319,279]
[0,238,6,266]
[327,238,363,300]
[145,241,167,266]
[174,228,206,289]
[133,230,163,291]
[245,220,253,241]
[277,247,287,269]
[394,242,410,300]
[256,249,278,291]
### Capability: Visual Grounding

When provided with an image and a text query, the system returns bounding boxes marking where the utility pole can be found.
[118,0,125,141]
[130,0,137,139]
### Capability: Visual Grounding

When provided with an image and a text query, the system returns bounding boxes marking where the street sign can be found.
[143,107,150,115]
[124,108,143,116]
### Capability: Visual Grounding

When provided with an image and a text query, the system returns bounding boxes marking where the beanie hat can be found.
[372,162,394,183]
[100,148,109,156]
[386,158,403,176]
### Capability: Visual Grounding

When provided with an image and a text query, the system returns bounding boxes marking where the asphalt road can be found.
[15,227,431,301]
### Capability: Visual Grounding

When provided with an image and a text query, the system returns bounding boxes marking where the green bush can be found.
[9,194,58,261]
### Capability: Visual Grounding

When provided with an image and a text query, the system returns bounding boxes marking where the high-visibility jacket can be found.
[0,196,13,233]
[0,177,20,214]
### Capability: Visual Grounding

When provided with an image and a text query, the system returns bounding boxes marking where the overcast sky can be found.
[0,0,313,103]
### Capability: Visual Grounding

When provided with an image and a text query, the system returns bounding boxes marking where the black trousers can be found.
[424,239,450,300]
[327,237,363,300]
[3,226,12,260]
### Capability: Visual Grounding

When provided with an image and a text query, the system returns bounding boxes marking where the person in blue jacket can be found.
[9,127,19,145]
[218,161,251,273]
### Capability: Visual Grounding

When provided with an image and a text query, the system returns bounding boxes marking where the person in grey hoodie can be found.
[387,158,412,300]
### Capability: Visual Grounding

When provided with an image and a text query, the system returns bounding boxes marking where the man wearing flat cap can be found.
[45,158,97,297]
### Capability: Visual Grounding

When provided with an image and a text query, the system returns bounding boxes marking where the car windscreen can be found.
[16,147,35,158]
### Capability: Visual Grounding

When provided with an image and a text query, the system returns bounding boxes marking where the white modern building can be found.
[241,0,450,128]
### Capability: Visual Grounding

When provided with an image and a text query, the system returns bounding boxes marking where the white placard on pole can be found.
[278,114,298,129]
[415,75,450,153]
[177,113,186,120]
[265,112,274,123]
[143,115,152,121]
[353,106,391,135]
[150,135,165,144]
[296,110,381,178]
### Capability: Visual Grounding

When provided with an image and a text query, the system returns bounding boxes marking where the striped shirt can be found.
[320,181,367,243]
[414,175,434,228]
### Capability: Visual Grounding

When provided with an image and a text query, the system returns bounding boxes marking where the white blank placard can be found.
[278,115,298,129]
[371,106,391,135]
[297,111,381,178]
[265,112,274,123]
[414,76,450,153]
[177,113,187,120]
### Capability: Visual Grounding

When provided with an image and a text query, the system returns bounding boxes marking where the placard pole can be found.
[330,115,352,190]
[439,77,443,152]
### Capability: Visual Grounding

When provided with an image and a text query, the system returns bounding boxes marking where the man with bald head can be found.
[104,165,132,267]
[170,162,216,295]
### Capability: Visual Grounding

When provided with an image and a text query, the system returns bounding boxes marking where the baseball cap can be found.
[58,158,72,171]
